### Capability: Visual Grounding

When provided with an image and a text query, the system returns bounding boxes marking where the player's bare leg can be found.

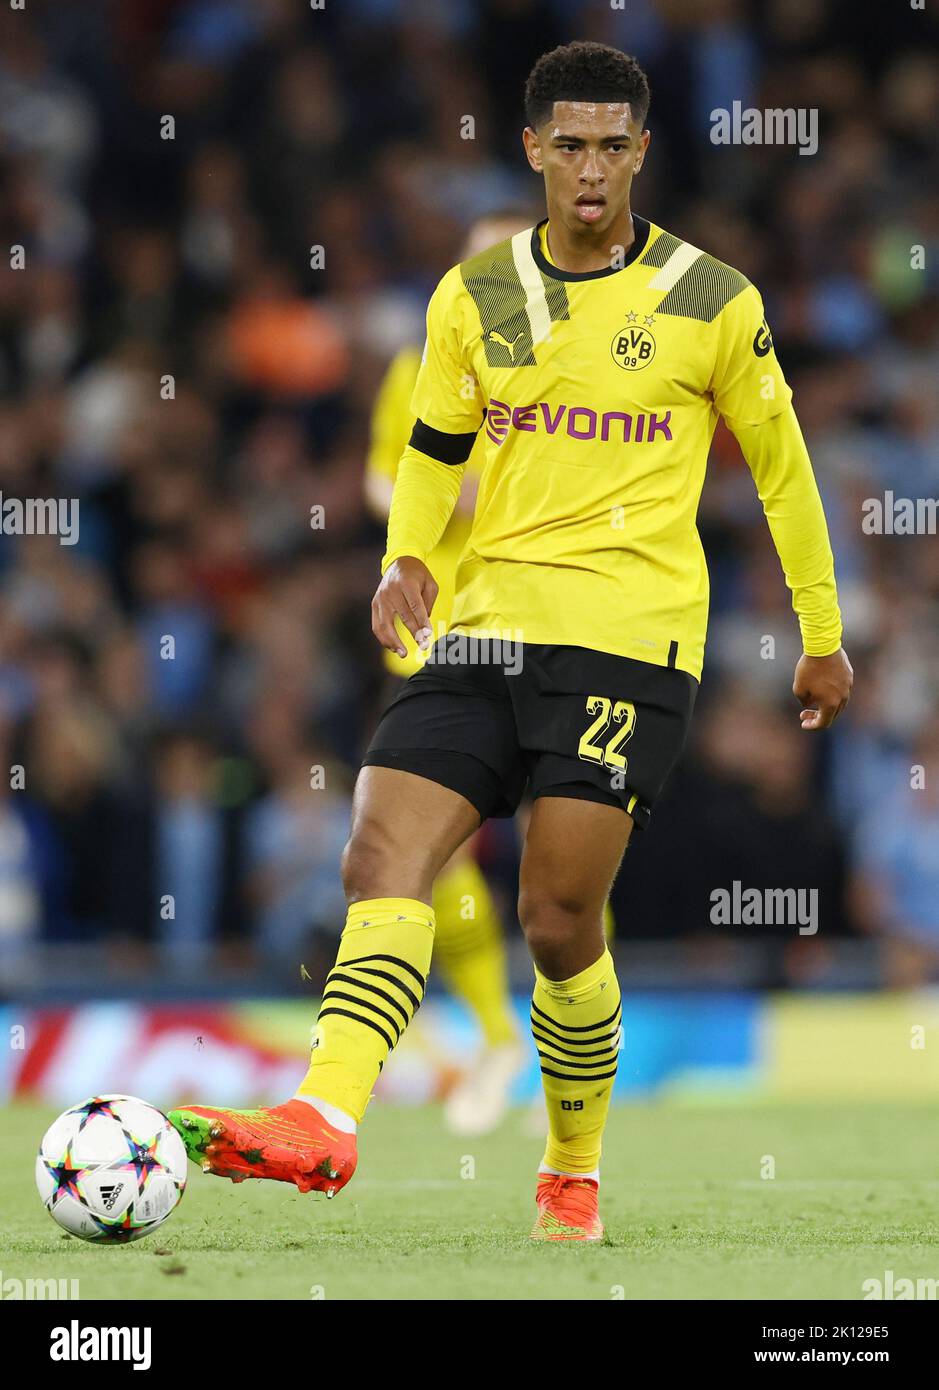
[340,765,482,904]
[170,766,480,1196]
[519,795,633,1240]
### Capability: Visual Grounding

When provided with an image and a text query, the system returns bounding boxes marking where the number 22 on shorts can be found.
[577,695,637,772]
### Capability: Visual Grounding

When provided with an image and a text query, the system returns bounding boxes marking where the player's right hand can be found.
[371,556,438,659]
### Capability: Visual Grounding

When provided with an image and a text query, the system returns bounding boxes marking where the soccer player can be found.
[365,209,533,1137]
[171,41,853,1241]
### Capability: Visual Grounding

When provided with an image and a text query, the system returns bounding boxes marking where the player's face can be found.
[523,101,649,235]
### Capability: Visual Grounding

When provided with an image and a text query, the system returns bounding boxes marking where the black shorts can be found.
[363,636,697,829]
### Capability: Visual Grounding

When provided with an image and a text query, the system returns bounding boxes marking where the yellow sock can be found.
[432,858,518,1048]
[298,897,434,1122]
[531,948,621,1176]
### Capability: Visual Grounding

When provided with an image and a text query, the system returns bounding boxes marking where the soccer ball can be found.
[36,1094,187,1244]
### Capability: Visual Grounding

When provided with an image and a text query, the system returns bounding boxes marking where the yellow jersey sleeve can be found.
[712,281,842,654]
[710,282,792,428]
[382,452,465,573]
[732,403,843,657]
[410,267,485,435]
[381,268,482,574]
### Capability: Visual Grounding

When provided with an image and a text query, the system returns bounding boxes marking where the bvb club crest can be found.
[611,312,656,371]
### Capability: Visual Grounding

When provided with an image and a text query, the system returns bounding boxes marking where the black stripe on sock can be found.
[317,1006,395,1052]
[530,998,622,1034]
[539,1066,619,1082]
[328,971,411,1026]
[343,964,421,1014]
[343,953,427,994]
[531,1030,619,1060]
[535,1048,618,1070]
[529,1015,621,1049]
[321,988,402,1041]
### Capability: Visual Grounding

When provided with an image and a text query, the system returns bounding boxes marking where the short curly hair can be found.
[524,41,651,132]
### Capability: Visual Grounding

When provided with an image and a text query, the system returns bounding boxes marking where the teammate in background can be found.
[172,41,853,1241]
[364,211,534,1135]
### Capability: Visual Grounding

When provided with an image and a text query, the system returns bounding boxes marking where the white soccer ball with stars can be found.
[36,1094,187,1243]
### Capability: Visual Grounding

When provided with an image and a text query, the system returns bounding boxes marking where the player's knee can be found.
[517,885,595,962]
[340,821,398,903]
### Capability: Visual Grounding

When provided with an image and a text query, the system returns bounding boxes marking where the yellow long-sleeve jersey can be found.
[382,216,842,682]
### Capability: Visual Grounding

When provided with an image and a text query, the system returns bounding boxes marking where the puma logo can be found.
[489,329,525,361]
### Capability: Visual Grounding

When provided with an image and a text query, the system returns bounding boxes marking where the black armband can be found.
[409,418,478,465]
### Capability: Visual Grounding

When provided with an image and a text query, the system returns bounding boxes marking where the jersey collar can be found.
[531,214,651,282]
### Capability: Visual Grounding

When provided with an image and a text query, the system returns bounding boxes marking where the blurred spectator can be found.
[152,731,226,968]
[244,746,350,960]
[851,715,939,986]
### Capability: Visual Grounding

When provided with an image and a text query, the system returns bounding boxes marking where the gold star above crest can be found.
[644,314,655,326]
[626,310,638,323]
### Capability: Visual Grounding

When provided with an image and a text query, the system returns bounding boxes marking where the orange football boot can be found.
[530,1172,603,1241]
[168,1099,357,1197]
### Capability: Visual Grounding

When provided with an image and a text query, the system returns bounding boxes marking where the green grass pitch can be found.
[4,1101,938,1300]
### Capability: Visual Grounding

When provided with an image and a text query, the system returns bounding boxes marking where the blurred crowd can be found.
[1,0,938,988]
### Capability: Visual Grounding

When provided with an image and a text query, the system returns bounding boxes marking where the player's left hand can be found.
[793,648,854,730]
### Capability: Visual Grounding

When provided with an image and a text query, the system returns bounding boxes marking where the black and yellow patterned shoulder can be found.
[640,231,749,325]
[459,230,569,368]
